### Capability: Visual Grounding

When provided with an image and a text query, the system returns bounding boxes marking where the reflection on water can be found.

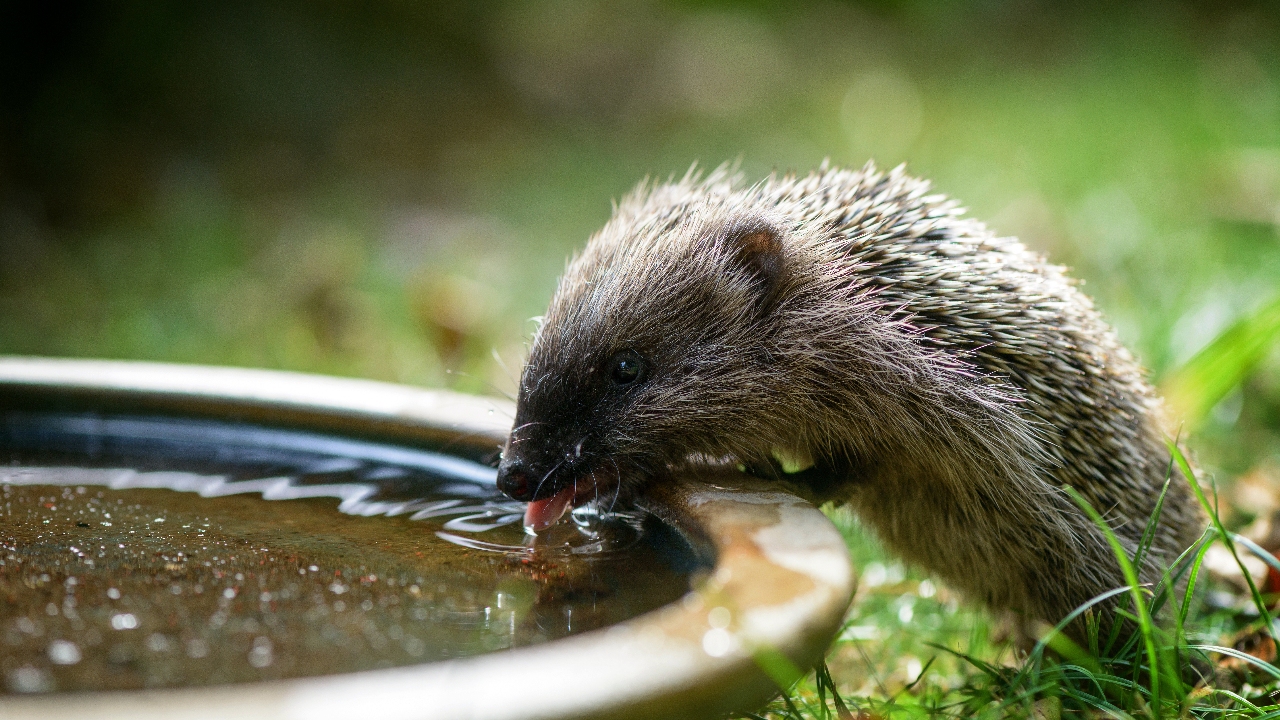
[0,413,704,694]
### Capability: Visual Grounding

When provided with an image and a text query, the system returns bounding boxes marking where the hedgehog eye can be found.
[609,350,647,386]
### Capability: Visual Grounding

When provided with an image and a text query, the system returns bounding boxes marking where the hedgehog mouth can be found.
[522,469,616,534]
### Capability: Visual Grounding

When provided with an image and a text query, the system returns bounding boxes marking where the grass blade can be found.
[1233,533,1280,576]
[1133,477,1172,573]
[1189,645,1280,681]
[1062,485,1163,718]
[1162,292,1280,430]
[1167,440,1274,627]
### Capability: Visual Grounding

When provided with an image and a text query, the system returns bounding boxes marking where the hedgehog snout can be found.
[496,436,586,502]
[495,456,534,501]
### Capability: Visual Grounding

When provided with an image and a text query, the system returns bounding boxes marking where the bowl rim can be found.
[0,356,854,720]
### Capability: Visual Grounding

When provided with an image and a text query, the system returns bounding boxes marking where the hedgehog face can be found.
[496,211,790,530]
[496,341,665,530]
[496,289,693,530]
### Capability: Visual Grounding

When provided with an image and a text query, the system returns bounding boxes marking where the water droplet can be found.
[110,613,139,630]
[48,640,81,665]
[146,633,173,652]
[247,637,273,668]
[7,666,51,693]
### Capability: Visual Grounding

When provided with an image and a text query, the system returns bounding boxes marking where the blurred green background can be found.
[1,1,1277,484]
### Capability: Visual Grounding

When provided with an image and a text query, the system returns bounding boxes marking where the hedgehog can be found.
[494,161,1205,632]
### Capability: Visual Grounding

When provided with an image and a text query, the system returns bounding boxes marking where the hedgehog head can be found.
[495,198,795,528]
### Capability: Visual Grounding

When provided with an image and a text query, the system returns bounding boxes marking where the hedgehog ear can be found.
[724,221,787,312]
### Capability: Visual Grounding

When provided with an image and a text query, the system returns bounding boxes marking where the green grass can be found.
[1165,294,1280,432]
[741,477,1261,719]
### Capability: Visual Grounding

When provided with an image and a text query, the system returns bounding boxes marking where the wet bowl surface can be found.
[1,412,703,694]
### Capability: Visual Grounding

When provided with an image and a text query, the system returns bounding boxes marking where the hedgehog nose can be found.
[496,460,533,501]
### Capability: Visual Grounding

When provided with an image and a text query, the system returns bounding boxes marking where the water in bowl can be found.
[0,412,705,694]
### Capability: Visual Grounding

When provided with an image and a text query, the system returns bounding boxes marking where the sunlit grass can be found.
[1165,294,1280,432]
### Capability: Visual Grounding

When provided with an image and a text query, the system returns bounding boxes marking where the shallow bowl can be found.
[0,357,854,720]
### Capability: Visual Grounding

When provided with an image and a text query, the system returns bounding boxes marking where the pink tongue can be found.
[523,486,576,534]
